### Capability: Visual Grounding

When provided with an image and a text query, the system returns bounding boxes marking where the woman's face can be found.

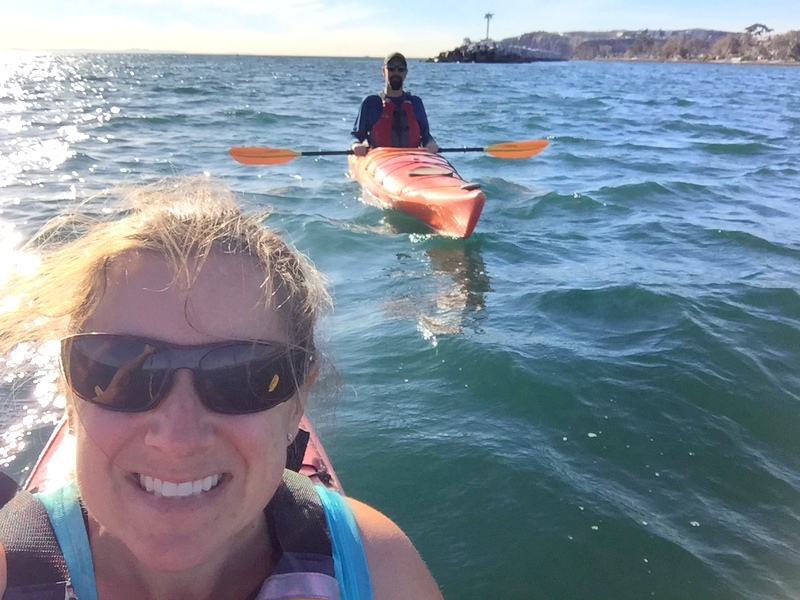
[72,250,306,573]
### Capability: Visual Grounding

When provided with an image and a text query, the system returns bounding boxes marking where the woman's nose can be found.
[143,369,214,457]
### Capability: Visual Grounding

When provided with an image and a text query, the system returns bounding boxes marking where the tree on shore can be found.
[745,23,773,40]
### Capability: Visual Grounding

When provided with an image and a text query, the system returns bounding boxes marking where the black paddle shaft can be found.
[299,147,484,157]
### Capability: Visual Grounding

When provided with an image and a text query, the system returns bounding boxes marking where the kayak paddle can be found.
[229,139,548,165]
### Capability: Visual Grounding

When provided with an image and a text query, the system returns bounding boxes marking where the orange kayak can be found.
[25,415,342,494]
[348,148,486,238]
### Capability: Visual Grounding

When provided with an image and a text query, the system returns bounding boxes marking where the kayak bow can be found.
[348,148,486,238]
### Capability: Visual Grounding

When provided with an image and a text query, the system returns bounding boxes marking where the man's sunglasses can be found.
[386,65,407,73]
[61,334,310,415]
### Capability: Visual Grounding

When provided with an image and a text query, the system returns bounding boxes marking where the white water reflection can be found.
[0,340,63,470]
[0,52,112,190]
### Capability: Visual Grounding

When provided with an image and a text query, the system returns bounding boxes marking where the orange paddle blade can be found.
[484,139,549,159]
[229,147,301,165]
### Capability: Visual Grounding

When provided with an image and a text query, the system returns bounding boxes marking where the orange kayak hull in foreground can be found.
[348,148,486,238]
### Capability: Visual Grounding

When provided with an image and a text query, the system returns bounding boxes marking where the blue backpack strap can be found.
[34,482,99,600]
[315,486,374,600]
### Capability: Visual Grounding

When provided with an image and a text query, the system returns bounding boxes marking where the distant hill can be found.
[499,26,800,63]
[432,26,800,63]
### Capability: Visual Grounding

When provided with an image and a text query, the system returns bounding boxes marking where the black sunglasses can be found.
[61,334,311,415]
[386,65,407,73]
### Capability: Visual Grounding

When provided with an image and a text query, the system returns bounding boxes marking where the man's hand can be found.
[352,141,369,157]
[424,138,439,154]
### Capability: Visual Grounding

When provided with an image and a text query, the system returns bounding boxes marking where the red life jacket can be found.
[371,93,421,148]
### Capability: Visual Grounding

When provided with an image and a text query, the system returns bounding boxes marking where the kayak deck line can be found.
[408,166,455,177]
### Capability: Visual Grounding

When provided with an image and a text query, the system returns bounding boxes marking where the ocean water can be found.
[1,53,799,599]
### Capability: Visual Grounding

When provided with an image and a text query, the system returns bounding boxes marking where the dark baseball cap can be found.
[384,52,407,66]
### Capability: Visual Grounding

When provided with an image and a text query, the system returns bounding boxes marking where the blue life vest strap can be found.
[315,485,374,600]
[34,482,98,600]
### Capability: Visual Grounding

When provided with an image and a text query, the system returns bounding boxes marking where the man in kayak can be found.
[0,178,445,600]
[351,52,439,156]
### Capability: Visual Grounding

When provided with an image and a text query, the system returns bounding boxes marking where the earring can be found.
[287,433,294,444]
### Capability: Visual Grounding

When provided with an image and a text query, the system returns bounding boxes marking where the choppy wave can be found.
[694,141,774,155]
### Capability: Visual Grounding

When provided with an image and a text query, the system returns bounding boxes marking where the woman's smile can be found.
[137,472,223,497]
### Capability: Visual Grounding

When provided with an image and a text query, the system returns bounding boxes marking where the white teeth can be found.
[138,473,221,497]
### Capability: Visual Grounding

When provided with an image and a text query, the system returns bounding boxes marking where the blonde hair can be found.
[0,177,330,361]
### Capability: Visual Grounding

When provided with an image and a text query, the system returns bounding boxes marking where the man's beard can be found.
[389,77,402,91]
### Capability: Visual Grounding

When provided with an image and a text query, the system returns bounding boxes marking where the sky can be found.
[1,0,797,58]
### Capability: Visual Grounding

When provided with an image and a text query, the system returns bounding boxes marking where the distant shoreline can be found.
[2,48,798,66]
[581,57,799,66]
[426,57,800,67]
[432,28,800,65]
